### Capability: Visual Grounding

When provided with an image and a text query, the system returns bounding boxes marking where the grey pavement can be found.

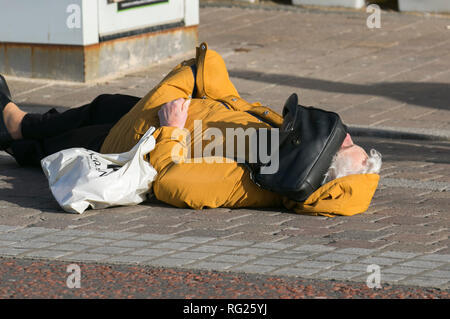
[0,3,449,290]
[0,226,449,289]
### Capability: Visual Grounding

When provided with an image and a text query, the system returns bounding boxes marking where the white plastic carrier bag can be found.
[41,127,158,214]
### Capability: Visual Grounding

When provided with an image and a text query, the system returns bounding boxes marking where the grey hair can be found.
[323,149,382,184]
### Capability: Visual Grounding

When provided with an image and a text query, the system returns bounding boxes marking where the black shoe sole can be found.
[0,74,12,101]
[0,75,14,150]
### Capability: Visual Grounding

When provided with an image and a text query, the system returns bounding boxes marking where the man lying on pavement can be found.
[0,43,381,217]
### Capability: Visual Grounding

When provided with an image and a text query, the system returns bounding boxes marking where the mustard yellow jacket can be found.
[101,43,379,217]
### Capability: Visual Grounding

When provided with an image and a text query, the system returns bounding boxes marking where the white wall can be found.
[0,0,198,45]
[185,0,200,27]
[0,0,96,45]
[292,0,365,9]
[97,0,184,37]
[398,0,450,12]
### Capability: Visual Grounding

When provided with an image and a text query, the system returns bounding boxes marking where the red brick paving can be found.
[0,257,448,299]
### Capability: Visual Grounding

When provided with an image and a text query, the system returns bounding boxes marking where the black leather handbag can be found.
[248,93,348,202]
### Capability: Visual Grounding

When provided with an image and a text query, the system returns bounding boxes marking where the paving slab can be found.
[0,3,449,292]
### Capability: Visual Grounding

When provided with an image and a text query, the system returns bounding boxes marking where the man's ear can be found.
[341,133,353,148]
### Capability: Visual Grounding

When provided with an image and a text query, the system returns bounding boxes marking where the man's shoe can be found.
[0,74,12,101]
[0,74,14,150]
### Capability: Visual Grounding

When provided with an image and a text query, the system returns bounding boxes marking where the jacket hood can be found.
[284,173,380,216]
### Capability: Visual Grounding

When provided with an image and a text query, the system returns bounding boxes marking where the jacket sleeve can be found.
[100,59,196,154]
[148,126,283,209]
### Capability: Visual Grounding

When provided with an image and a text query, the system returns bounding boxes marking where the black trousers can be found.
[10,94,141,167]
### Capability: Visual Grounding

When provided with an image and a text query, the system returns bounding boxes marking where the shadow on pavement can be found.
[0,153,61,212]
[229,70,450,111]
[355,136,450,164]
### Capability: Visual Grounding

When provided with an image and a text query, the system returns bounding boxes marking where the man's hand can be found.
[158,98,190,129]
